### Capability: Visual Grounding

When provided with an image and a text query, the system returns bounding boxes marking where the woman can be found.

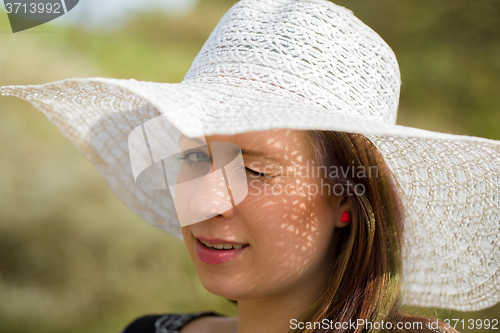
[169,129,406,333]
[1,0,499,332]
[122,127,458,333]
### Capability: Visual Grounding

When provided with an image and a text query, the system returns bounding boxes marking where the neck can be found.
[235,280,325,333]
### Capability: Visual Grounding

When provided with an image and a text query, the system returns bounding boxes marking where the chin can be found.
[201,279,245,300]
[197,270,261,301]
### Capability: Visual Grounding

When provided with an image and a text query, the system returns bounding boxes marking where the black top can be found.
[121,312,221,333]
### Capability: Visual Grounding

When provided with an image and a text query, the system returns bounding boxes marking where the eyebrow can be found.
[240,148,283,163]
[179,134,283,163]
[179,134,206,146]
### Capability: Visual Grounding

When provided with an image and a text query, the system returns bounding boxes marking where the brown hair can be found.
[290,130,458,333]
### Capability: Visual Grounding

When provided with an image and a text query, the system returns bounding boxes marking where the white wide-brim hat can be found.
[1,0,499,312]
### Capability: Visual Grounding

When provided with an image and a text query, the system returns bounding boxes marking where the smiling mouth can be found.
[199,239,249,250]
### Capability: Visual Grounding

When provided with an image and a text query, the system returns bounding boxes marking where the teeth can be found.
[200,240,246,250]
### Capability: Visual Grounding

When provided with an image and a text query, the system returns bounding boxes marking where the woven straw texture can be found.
[1,0,499,311]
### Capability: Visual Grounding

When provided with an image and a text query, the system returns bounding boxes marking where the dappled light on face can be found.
[181,129,337,302]
[187,170,232,220]
[262,200,278,207]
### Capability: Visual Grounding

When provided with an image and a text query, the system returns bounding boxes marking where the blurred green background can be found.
[0,0,499,332]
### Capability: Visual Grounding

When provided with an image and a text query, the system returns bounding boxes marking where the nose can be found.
[189,168,234,221]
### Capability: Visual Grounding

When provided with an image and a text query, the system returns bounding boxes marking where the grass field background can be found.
[0,0,499,332]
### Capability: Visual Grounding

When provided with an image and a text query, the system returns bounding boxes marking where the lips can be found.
[199,239,247,250]
[195,238,249,264]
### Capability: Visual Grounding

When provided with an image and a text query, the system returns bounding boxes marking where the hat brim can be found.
[1,77,499,311]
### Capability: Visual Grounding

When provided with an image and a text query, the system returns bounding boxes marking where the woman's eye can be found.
[245,167,269,177]
[181,152,210,163]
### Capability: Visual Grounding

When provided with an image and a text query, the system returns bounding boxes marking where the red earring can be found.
[340,211,351,223]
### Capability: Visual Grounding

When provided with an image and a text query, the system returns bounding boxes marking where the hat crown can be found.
[182,0,401,125]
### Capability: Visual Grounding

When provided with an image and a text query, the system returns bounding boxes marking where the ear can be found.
[333,196,352,228]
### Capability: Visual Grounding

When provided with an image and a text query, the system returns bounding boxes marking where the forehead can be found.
[204,129,314,164]
[205,129,306,150]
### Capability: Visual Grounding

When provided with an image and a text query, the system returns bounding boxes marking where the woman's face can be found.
[180,129,347,301]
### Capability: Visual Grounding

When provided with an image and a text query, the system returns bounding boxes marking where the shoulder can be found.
[120,312,222,333]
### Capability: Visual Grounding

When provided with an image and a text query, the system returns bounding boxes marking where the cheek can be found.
[240,178,335,280]
[181,226,190,241]
[181,226,201,268]
[173,182,197,227]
